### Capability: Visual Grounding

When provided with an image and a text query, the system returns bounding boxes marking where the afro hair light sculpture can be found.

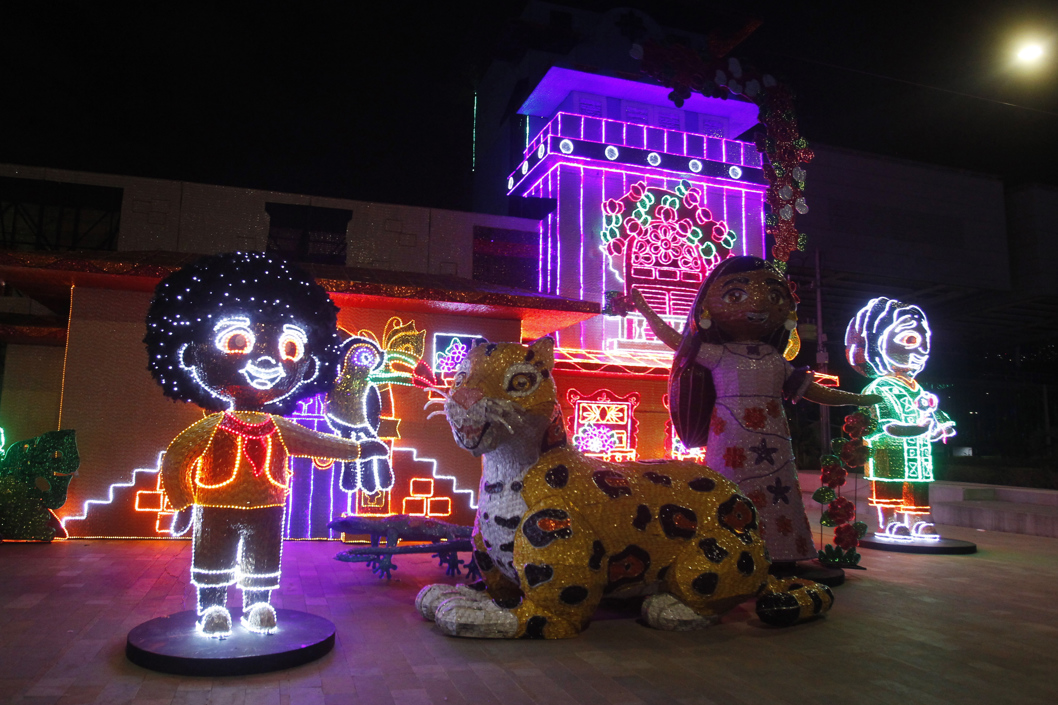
[140,252,387,647]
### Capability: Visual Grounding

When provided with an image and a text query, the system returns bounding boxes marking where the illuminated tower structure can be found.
[505,72,767,353]
[475,6,773,460]
[477,7,769,356]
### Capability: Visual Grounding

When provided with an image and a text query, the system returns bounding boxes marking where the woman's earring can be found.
[784,313,797,331]
[699,310,712,330]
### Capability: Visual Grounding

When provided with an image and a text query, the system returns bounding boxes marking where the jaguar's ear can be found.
[526,336,555,370]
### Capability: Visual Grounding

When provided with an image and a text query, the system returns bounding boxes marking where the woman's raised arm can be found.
[630,288,683,351]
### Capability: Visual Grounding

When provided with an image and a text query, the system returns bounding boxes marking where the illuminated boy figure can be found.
[145,252,386,637]
[845,297,956,540]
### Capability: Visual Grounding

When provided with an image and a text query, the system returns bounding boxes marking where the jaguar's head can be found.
[440,337,558,457]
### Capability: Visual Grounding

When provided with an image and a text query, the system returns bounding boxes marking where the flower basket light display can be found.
[601,179,738,275]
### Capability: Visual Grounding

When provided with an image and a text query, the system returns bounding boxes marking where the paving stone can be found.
[0,527,1056,704]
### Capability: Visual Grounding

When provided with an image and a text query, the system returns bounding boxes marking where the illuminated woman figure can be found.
[845,297,955,540]
[632,256,880,568]
[145,252,386,637]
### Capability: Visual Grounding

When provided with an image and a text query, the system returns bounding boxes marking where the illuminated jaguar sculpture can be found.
[416,338,833,638]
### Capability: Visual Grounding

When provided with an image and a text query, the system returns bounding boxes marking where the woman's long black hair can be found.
[669,256,794,449]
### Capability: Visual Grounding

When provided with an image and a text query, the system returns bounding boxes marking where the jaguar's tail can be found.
[755,575,835,627]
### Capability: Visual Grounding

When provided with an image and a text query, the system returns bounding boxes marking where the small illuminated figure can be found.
[632,256,881,568]
[845,297,955,540]
[324,336,394,494]
[145,252,386,637]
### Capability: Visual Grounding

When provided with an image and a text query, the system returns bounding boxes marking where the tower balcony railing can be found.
[508,111,767,197]
[524,112,762,168]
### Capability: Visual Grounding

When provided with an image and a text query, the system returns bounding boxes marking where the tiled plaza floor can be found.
[1,524,1056,704]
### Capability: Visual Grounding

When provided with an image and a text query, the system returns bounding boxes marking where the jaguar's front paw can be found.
[434,596,518,638]
[415,582,489,621]
[642,593,719,631]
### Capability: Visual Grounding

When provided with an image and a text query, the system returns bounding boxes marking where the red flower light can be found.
[820,463,847,488]
[833,523,859,550]
[743,407,767,431]
[723,446,746,469]
[840,440,869,468]
[827,497,856,525]
[842,411,872,439]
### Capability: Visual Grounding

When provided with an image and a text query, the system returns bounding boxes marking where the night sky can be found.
[4,1,1056,210]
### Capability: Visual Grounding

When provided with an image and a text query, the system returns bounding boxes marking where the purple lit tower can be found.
[471,2,778,459]
[506,68,768,352]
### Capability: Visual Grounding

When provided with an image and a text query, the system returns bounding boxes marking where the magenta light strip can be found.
[557,165,562,299]
[741,189,747,257]
[516,160,766,202]
[579,165,585,319]
[537,215,544,293]
[522,112,759,167]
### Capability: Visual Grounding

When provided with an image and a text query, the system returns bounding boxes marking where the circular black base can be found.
[126,609,335,676]
[859,535,977,555]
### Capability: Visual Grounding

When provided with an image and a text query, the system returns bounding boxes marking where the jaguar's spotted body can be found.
[416,338,833,638]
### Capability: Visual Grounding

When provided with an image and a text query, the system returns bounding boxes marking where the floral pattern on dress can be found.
[699,342,817,562]
[723,446,746,469]
[743,407,767,430]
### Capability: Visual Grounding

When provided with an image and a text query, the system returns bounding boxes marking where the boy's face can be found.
[182,315,317,411]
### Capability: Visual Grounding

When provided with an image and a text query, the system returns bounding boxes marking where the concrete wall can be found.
[0,344,64,445]
[0,163,540,281]
[802,144,1010,291]
[56,287,201,534]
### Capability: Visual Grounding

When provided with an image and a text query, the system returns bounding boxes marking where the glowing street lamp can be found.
[1015,42,1046,64]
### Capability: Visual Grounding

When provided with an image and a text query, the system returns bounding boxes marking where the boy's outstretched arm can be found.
[273,416,388,461]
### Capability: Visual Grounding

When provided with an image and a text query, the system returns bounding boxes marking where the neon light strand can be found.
[287,394,340,538]
[845,297,955,539]
[519,112,756,167]
[62,453,166,529]
[566,387,641,463]
[392,446,477,510]
[401,476,453,517]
